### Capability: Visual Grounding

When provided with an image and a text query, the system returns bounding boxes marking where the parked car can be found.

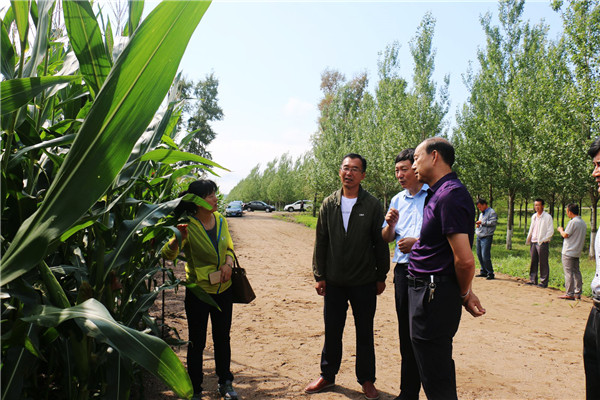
[244,200,276,212]
[225,201,244,217]
[284,200,312,212]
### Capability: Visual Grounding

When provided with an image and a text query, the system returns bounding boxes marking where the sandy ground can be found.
[146,212,592,400]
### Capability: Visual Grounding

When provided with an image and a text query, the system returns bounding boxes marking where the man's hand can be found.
[398,237,418,253]
[376,281,386,295]
[475,220,482,227]
[385,208,399,227]
[463,291,486,317]
[315,280,326,296]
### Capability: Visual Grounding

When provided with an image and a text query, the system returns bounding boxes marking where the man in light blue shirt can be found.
[382,148,428,400]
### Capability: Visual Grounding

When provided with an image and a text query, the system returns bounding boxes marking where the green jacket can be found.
[162,212,234,294]
[313,186,390,286]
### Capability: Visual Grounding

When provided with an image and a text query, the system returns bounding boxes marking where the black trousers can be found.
[408,277,462,400]
[584,304,600,400]
[394,264,421,399]
[185,287,234,393]
[321,282,377,385]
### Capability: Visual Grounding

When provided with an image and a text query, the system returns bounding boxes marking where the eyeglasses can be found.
[341,166,363,173]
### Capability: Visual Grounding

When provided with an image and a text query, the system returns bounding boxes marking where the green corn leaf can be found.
[22,0,52,78]
[140,148,229,171]
[127,0,144,37]
[63,0,112,97]
[10,0,29,45]
[1,18,16,79]
[22,299,193,398]
[1,76,81,115]
[1,0,212,287]
[104,200,180,280]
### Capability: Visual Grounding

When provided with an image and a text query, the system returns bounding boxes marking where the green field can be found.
[276,209,597,297]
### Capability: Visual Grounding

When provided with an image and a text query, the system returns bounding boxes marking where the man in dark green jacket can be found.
[305,153,390,400]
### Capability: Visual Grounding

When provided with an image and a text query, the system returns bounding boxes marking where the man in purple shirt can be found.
[408,137,486,399]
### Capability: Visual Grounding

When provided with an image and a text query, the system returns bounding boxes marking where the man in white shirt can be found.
[585,138,600,399]
[526,198,554,288]
[382,148,428,400]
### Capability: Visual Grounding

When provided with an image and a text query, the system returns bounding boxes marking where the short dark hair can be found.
[534,198,545,206]
[588,137,600,158]
[341,153,367,172]
[423,137,455,167]
[395,148,415,164]
[175,179,218,215]
[567,203,579,215]
[476,198,488,205]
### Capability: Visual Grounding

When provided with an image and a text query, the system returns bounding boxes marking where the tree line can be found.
[228,0,599,253]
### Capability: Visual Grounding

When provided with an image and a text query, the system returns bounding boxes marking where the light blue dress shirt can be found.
[382,184,429,263]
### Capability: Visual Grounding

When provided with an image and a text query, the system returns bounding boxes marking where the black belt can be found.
[594,299,600,311]
[407,274,455,287]
[396,262,409,268]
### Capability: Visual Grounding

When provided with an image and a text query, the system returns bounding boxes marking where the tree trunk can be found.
[488,182,493,208]
[589,189,598,259]
[518,199,522,229]
[561,201,566,228]
[524,198,529,235]
[506,189,515,250]
[312,192,318,218]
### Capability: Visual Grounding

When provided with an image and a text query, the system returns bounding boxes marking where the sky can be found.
[1,0,565,194]
[161,0,563,194]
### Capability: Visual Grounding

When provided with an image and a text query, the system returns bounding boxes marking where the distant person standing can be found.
[526,199,554,288]
[305,153,389,400]
[408,137,485,399]
[557,203,587,300]
[585,137,600,400]
[381,148,428,400]
[475,198,498,280]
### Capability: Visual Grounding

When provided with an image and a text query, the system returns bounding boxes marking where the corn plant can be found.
[1,1,225,398]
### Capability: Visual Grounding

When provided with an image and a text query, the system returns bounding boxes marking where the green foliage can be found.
[178,73,223,159]
[1,1,222,398]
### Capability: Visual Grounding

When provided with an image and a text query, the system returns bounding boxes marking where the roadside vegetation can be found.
[279,207,596,298]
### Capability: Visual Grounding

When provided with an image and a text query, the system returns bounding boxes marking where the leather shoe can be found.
[361,381,379,400]
[558,294,575,300]
[538,284,548,288]
[525,281,536,285]
[305,377,334,394]
[475,273,487,277]
[486,274,495,280]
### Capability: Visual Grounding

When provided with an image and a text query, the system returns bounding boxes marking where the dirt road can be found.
[147,212,591,399]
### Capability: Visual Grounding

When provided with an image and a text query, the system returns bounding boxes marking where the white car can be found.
[284,200,312,212]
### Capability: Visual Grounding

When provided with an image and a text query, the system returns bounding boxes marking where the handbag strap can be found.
[228,248,242,269]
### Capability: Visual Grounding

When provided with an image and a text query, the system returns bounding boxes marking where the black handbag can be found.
[229,250,256,304]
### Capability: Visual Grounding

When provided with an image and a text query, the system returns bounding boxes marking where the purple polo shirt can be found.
[408,172,475,277]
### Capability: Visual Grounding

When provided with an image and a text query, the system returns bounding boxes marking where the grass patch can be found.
[277,209,597,297]
[273,212,318,229]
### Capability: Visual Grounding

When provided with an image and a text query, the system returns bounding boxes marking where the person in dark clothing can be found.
[408,138,486,400]
[305,153,390,400]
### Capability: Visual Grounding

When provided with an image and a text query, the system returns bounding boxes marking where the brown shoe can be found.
[558,294,575,300]
[304,377,334,394]
[361,381,379,400]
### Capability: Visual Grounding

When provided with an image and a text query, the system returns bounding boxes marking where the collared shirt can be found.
[593,232,600,298]
[382,185,429,263]
[475,207,498,238]
[527,211,554,244]
[562,216,587,258]
[408,172,475,277]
